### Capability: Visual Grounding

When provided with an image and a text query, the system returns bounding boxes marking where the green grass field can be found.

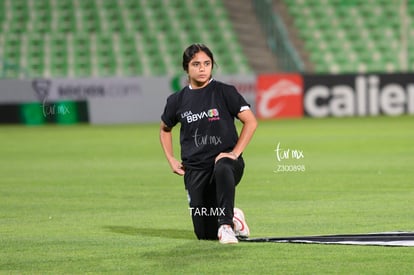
[1,115,414,274]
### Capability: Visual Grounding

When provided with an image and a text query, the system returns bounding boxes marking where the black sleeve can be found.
[161,93,179,128]
[221,84,250,118]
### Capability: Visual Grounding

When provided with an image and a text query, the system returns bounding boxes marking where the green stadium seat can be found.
[0,0,251,78]
[285,0,412,73]
[3,35,21,66]
[121,59,144,76]
[28,62,46,78]
[119,46,137,61]
[105,8,126,33]
[74,64,92,77]
[32,0,52,13]
[97,62,117,77]
[31,19,52,33]
[50,57,69,77]
[73,39,92,76]
[81,13,101,33]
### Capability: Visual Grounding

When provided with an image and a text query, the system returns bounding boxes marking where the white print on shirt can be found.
[193,128,223,147]
[181,109,220,124]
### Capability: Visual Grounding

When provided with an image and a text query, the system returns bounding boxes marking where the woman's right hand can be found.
[169,158,185,176]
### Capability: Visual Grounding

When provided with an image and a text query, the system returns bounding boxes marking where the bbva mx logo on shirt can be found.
[181,109,220,123]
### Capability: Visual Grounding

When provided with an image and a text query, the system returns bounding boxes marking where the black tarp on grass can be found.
[240,232,414,247]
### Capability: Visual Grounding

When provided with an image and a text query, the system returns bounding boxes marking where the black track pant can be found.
[184,157,245,240]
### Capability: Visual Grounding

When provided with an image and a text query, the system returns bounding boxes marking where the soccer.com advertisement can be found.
[256,73,414,119]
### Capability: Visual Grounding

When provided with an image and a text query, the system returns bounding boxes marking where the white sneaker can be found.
[218,225,238,244]
[233,207,250,238]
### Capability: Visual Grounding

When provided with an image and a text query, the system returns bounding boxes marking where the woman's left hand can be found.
[215,151,237,163]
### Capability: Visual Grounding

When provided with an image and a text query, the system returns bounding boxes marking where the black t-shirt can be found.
[161,79,250,170]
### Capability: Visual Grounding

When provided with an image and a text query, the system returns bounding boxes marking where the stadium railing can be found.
[252,0,304,72]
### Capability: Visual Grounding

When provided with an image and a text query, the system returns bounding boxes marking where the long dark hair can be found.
[182,44,216,72]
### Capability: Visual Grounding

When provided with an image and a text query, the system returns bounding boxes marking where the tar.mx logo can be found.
[189,207,225,217]
[32,79,71,118]
[274,142,306,173]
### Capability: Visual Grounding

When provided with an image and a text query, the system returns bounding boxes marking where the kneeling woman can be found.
[160,44,257,244]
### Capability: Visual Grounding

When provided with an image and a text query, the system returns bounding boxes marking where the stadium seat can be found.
[0,0,252,78]
[285,0,413,73]
[3,35,21,65]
